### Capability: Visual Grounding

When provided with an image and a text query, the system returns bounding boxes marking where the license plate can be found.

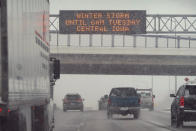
[120,107,128,110]
[70,103,75,105]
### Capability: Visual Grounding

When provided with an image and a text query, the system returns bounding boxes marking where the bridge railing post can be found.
[112,35,114,47]
[101,34,103,47]
[133,35,136,48]
[155,36,158,48]
[79,34,81,47]
[57,31,59,46]
[67,34,70,47]
[123,35,125,47]
[189,37,191,48]
[177,36,180,48]
[89,34,92,47]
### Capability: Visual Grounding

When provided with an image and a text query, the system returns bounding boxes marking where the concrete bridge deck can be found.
[51,47,196,75]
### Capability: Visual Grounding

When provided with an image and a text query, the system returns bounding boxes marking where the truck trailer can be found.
[0,0,60,131]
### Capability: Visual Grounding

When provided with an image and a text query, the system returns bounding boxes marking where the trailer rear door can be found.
[0,0,8,103]
[0,0,2,100]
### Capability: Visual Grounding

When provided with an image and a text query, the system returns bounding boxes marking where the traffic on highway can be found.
[53,78,196,131]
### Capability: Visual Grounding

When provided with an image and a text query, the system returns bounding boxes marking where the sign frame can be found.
[59,10,146,35]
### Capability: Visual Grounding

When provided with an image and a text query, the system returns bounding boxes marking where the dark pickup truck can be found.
[107,87,140,119]
[170,82,196,127]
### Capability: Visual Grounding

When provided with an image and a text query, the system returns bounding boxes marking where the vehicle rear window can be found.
[185,85,196,96]
[139,92,151,97]
[110,88,137,97]
[66,95,81,100]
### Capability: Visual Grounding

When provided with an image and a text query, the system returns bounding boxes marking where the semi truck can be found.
[0,0,60,131]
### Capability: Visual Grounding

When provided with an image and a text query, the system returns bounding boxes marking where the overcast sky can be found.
[50,0,196,14]
[50,0,196,110]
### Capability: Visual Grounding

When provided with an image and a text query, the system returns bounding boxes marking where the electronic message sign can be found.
[59,10,146,34]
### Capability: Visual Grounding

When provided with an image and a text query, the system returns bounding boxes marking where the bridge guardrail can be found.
[50,34,196,48]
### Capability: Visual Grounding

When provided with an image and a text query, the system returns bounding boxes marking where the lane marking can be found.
[76,122,85,131]
[141,119,177,131]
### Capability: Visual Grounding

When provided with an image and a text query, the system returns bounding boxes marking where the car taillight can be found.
[179,96,184,108]
[77,99,82,102]
[64,99,68,103]
[0,108,11,113]
[139,98,141,104]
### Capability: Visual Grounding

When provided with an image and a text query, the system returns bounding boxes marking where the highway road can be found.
[54,109,196,131]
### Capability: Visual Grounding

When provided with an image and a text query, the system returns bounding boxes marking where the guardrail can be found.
[50,34,196,48]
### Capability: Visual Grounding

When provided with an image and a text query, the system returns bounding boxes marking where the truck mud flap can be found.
[0,110,20,131]
[32,105,49,131]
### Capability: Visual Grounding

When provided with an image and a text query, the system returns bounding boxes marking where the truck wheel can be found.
[171,112,175,127]
[171,112,183,128]
[176,113,183,128]
[0,117,9,131]
[107,112,113,119]
[32,105,50,131]
[98,103,101,110]
[133,111,140,119]
[149,106,154,111]
[63,108,67,112]
[1,110,25,131]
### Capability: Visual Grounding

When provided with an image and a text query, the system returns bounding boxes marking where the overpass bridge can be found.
[51,47,196,75]
[50,14,196,75]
